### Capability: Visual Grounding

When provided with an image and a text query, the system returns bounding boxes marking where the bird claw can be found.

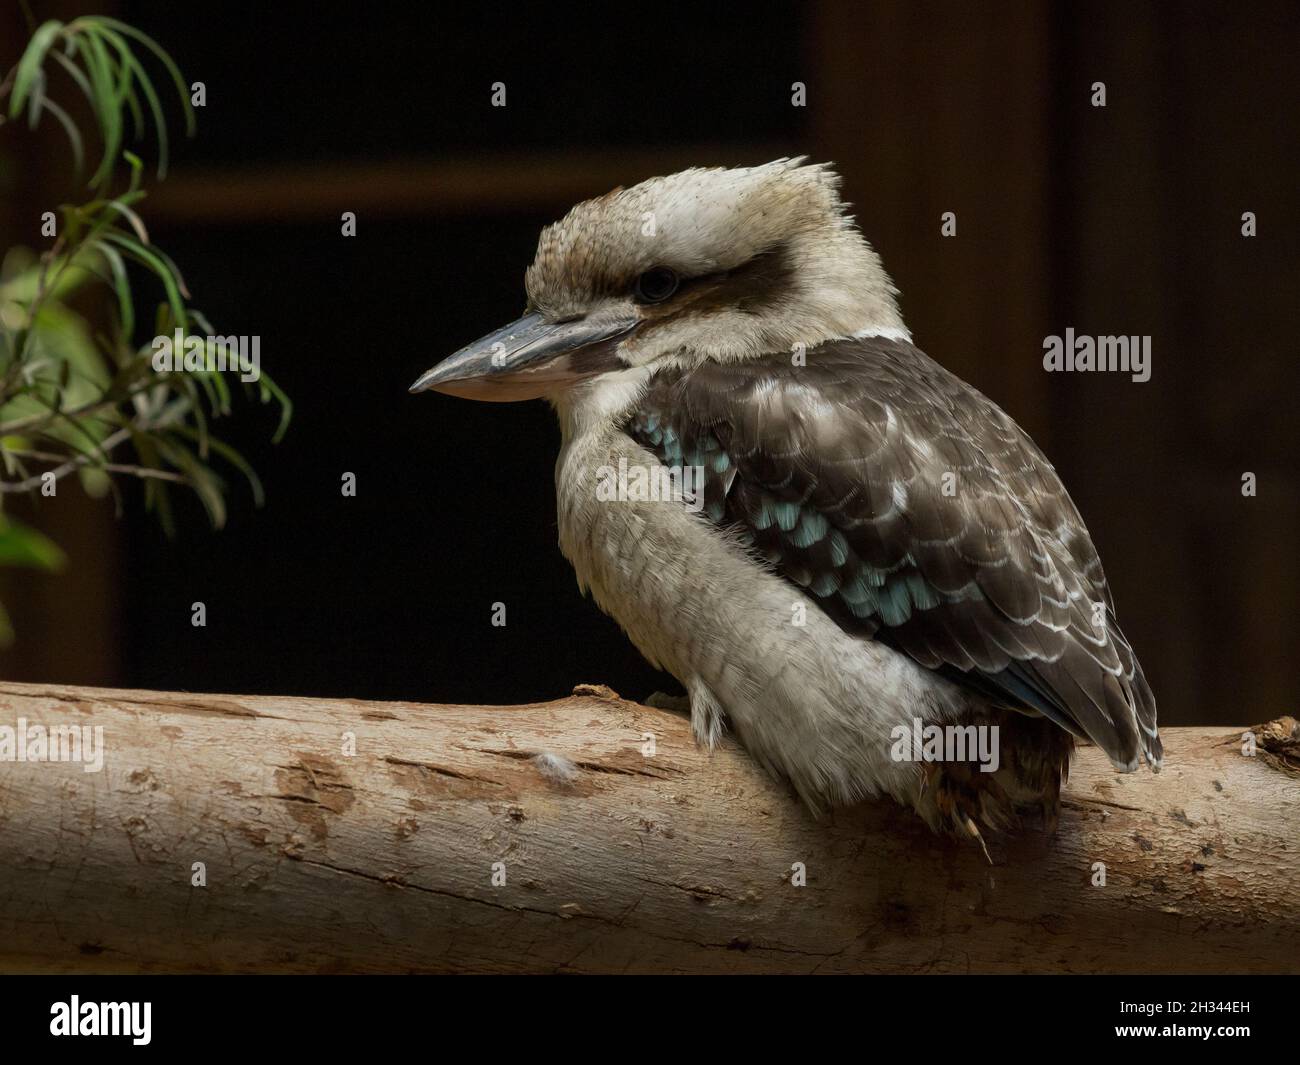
[959,811,994,865]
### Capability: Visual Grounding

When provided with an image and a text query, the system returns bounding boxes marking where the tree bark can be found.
[0,680,1295,974]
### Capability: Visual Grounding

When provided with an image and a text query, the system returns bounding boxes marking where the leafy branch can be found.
[0,15,291,643]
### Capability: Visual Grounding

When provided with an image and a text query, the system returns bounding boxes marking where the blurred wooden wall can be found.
[1056,1,1299,726]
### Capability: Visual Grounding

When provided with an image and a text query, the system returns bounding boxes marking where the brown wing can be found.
[625,336,1161,771]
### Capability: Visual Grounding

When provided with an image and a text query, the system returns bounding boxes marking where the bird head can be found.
[409,158,906,402]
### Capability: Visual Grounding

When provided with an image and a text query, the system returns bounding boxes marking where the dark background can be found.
[2,1,1296,725]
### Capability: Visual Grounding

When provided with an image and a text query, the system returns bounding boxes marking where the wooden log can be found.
[0,681,1295,974]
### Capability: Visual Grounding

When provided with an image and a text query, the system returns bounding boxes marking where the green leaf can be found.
[153,432,226,528]
[106,200,150,244]
[87,237,134,338]
[8,20,64,120]
[27,299,112,394]
[78,30,124,191]
[122,150,145,196]
[88,17,196,135]
[114,44,170,181]
[78,464,112,498]
[34,95,84,175]
[101,232,185,325]
[50,47,95,116]
[174,423,264,507]
[0,516,67,570]
[93,27,146,141]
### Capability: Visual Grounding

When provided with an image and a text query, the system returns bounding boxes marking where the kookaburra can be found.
[411,159,1162,848]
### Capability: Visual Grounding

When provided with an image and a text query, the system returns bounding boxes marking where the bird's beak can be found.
[409,311,637,401]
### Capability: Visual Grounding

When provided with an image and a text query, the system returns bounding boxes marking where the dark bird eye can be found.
[634,267,679,304]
